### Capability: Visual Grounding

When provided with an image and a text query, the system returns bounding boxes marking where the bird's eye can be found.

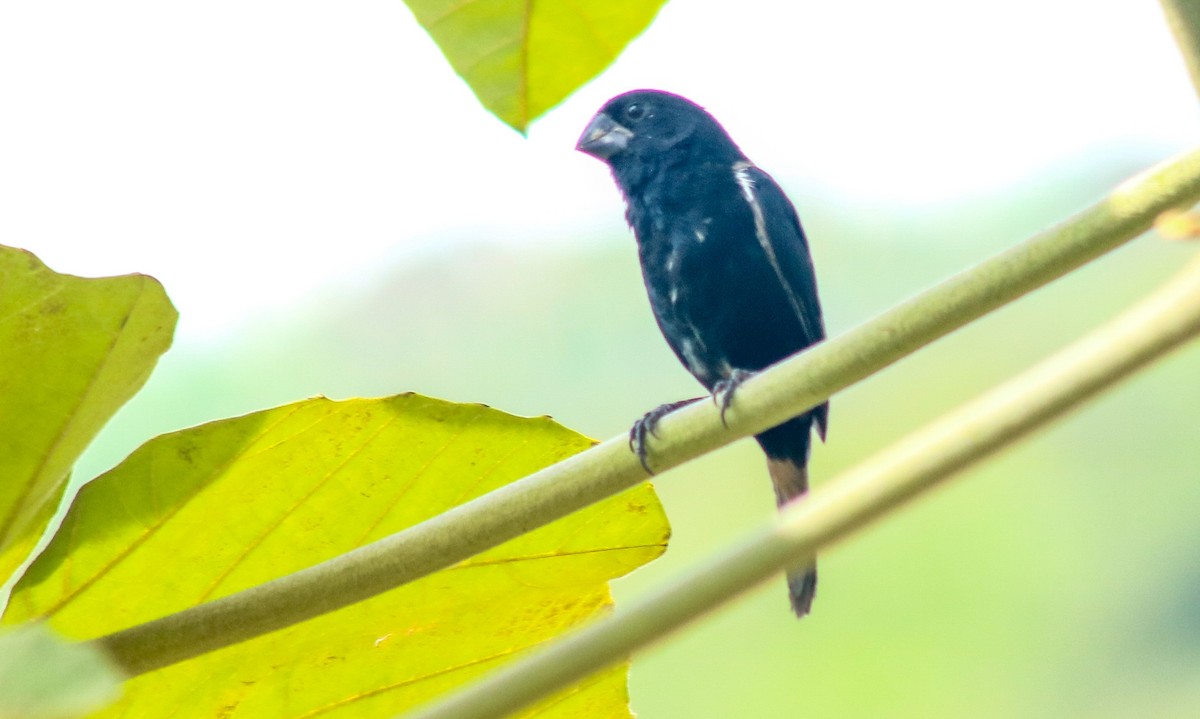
[625,103,645,121]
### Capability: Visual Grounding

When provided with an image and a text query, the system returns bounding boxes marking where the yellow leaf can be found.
[5,395,668,718]
[404,0,669,132]
[0,246,176,585]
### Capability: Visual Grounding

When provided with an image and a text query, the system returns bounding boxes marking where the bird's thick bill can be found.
[576,113,632,160]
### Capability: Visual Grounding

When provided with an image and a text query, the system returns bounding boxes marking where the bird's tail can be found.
[766,456,817,617]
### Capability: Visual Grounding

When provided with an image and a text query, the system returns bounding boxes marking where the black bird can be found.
[576,89,828,616]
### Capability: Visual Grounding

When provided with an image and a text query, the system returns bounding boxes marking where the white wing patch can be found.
[732,160,818,341]
[679,338,705,375]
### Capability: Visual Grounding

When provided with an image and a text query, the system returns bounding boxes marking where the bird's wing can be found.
[732,162,825,347]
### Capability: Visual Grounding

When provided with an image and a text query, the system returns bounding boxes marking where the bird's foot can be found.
[712,368,757,426]
[629,398,703,474]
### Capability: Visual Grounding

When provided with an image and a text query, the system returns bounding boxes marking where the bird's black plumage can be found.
[577,90,828,616]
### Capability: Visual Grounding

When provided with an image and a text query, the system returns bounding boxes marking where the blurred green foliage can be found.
[82,148,1200,718]
[0,624,121,719]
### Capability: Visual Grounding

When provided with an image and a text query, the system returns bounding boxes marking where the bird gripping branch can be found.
[577,90,829,616]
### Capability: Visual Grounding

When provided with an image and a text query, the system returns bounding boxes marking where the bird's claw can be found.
[629,398,703,474]
[712,368,756,426]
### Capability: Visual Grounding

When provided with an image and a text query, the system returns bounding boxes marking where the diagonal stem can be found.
[405,251,1200,719]
[95,147,1200,677]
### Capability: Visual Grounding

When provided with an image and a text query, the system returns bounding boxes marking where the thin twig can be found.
[406,251,1200,719]
[96,147,1200,677]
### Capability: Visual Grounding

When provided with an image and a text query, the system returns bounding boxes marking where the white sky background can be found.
[1,0,1197,341]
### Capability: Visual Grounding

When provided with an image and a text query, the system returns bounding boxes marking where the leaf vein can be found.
[290,644,527,719]
[36,402,309,620]
[195,410,404,604]
[454,542,668,569]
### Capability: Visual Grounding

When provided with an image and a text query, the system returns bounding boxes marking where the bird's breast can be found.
[638,226,737,388]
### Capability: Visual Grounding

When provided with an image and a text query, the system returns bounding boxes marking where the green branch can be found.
[96,147,1200,677]
[1160,0,1200,100]
[405,250,1200,719]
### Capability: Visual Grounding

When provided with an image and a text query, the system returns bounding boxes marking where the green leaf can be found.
[404,0,669,133]
[4,395,668,718]
[0,246,176,586]
[0,624,122,719]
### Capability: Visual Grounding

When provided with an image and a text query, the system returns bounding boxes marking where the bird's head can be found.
[576,90,743,180]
